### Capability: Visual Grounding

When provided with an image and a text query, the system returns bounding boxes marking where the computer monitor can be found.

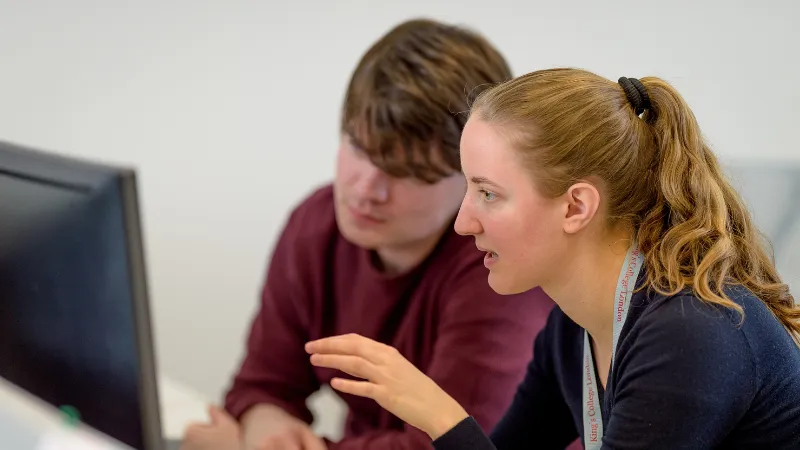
[0,140,163,449]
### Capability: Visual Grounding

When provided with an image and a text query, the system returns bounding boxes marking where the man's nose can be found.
[353,164,389,203]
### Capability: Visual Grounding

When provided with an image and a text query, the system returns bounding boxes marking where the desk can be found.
[1,375,348,445]
[0,374,205,449]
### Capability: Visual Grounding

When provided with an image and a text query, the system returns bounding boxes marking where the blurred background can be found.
[1,0,798,440]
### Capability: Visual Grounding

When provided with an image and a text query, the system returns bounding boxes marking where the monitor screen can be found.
[0,143,160,449]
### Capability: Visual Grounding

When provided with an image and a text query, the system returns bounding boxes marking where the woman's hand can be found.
[305,333,469,440]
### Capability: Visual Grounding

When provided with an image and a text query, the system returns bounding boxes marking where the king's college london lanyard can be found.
[582,244,644,449]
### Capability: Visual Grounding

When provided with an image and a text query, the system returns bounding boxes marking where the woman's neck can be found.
[545,230,634,357]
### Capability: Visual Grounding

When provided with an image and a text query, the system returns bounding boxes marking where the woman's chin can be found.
[487,272,534,295]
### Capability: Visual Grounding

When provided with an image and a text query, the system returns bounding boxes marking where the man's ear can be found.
[562,182,601,234]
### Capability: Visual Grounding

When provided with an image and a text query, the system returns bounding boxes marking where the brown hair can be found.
[472,68,800,341]
[341,18,512,183]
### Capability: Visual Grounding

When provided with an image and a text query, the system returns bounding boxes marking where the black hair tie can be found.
[618,77,650,116]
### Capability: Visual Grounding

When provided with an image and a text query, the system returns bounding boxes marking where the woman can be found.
[304,68,800,449]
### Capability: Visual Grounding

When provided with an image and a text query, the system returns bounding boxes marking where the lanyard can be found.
[582,244,644,449]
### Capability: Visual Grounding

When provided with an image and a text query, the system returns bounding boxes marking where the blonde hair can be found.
[472,68,800,341]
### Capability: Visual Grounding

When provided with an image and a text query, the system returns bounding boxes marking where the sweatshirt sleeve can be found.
[224,210,321,424]
[434,308,578,450]
[330,264,555,450]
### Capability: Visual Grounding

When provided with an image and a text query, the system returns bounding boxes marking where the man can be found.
[182,18,555,450]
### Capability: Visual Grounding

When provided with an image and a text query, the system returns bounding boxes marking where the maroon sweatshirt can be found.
[224,185,555,450]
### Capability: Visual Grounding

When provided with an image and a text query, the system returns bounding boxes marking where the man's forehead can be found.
[347,129,457,183]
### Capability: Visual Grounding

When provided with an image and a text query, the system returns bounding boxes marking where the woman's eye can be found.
[480,190,496,202]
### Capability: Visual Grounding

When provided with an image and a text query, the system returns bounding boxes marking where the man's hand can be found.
[240,404,327,450]
[181,405,242,450]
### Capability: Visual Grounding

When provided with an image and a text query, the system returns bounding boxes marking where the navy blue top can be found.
[433,279,800,449]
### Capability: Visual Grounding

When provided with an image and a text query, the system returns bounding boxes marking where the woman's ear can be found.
[562,182,601,234]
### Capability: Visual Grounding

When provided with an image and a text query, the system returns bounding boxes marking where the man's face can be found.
[333,134,466,252]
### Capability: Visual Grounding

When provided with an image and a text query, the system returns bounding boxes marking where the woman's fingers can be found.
[305,333,386,362]
[309,354,379,380]
[329,377,383,400]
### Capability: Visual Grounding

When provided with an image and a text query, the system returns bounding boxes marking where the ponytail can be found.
[471,68,799,343]
[636,77,800,342]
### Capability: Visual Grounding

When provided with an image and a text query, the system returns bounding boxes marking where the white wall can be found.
[1,0,798,437]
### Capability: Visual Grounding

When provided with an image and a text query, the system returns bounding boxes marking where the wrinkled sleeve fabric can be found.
[224,210,321,424]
